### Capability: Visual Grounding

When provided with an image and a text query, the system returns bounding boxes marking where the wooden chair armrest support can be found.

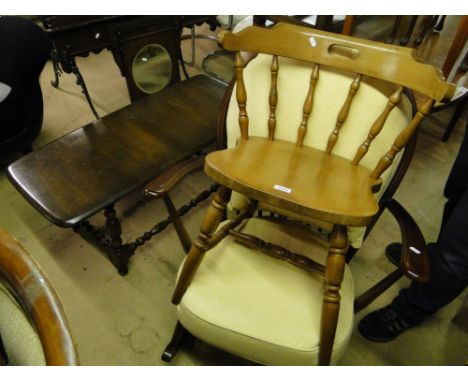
[386,198,430,282]
[144,156,205,199]
[0,229,78,365]
[354,199,429,312]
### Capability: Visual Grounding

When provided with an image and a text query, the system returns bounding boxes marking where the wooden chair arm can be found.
[386,198,430,282]
[144,156,205,199]
[0,229,78,365]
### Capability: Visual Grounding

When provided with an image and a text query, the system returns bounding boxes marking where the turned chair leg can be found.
[172,186,231,304]
[319,225,348,366]
[161,321,194,362]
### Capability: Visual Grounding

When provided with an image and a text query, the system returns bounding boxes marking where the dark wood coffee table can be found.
[7,75,227,275]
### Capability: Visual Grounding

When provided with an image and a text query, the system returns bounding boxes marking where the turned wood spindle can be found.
[371,98,434,180]
[235,51,249,140]
[326,73,362,154]
[297,64,320,147]
[352,86,403,165]
[229,230,325,274]
[268,55,279,140]
[319,224,348,366]
[205,198,258,248]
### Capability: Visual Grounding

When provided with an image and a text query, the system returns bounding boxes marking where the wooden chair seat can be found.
[206,137,381,226]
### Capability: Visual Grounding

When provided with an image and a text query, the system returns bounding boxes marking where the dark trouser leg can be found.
[392,190,468,323]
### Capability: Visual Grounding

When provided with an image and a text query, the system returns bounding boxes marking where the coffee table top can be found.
[7,75,227,227]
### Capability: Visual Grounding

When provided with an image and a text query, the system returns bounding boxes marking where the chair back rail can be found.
[219,23,454,101]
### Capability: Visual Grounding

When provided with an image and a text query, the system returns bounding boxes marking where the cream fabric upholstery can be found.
[178,218,354,365]
[0,282,45,365]
[225,54,413,247]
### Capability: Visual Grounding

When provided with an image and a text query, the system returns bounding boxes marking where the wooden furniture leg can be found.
[172,186,231,304]
[161,321,194,362]
[104,204,123,247]
[387,15,403,44]
[163,194,192,253]
[434,15,447,32]
[414,16,436,46]
[319,224,348,366]
[400,16,418,46]
[442,16,468,78]
[341,16,355,36]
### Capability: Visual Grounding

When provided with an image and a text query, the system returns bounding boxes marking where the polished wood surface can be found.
[219,23,454,101]
[326,73,362,153]
[234,52,249,140]
[442,16,468,77]
[297,64,319,146]
[229,228,326,274]
[0,229,78,365]
[354,198,429,312]
[43,16,218,102]
[7,75,226,228]
[268,55,279,140]
[205,137,381,226]
[370,98,434,180]
[352,86,403,165]
[319,224,348,365]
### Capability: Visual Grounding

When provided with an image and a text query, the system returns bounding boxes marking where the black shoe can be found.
[358,305,415,342]
[385,242,401,267]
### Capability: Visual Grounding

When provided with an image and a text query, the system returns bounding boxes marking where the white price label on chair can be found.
[273,184,292,193]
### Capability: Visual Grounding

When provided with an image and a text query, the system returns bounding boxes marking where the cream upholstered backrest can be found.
[225,54,413,247]
[0,282,46,365]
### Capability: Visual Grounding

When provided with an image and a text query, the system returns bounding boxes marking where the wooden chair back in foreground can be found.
[166,23,454,366]
[0,229,78,365]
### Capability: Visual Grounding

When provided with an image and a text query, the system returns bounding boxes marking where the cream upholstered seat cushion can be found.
[0,282,45,365]
[225,54,413,247]
[177,218,354,365]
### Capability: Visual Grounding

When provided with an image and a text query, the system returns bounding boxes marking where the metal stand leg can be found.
[69,58,100,119]
[50,45,62,88]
